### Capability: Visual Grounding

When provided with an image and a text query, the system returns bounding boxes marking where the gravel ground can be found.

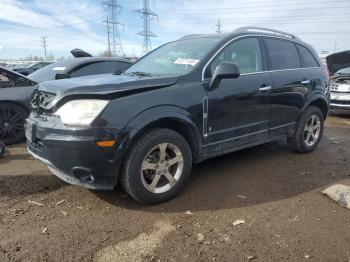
[0,114,349,262]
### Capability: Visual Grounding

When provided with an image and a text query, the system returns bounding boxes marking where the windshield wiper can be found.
[125,71,153,77]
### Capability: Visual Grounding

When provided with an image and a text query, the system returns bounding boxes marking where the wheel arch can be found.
[301,95,329,120]
[121,106,202,164]
[0,100,31,115]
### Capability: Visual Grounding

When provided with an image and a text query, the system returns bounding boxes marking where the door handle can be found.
[301,80,311,85]
[259,85,272,91]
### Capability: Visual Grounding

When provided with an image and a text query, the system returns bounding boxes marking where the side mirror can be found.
[210,62,240,89]
[55,73,71,80]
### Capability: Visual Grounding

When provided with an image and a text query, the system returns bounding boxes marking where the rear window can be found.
[296,45,319,68]
[264,38,301,70]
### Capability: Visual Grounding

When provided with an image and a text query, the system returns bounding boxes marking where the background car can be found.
[13,61,52,76]
[327,50,350,110]
[0,56,131,145]
[28,57,132,82]
[0,66,37,144]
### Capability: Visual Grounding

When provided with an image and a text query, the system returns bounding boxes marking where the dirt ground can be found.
[0,114,349,262]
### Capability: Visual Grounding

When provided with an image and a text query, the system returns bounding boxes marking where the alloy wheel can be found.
[141,143,184,194]
[0,107,25,143]
[303,115,321,147]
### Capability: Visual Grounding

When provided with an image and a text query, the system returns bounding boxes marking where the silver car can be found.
[327,51,350,110]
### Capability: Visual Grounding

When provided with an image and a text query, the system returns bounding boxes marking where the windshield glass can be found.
[335,67,350,75]
[28,60,71,82]
[25,63,36,68]
[125,37,223,77]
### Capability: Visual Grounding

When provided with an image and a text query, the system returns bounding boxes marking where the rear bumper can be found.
[330,92,350,110]
[26,116,126,190]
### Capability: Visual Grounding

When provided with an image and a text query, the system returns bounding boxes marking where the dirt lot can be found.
[0,114,349,262]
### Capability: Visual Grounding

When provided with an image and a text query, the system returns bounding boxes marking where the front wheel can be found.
[0,103,27,145]
[120,128,192,204]
[288,106,324,153]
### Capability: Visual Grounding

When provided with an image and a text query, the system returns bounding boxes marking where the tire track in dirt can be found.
[94,221,174,262]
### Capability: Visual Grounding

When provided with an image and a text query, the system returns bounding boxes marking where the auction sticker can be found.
[51,67,66,71]
[174,58,199,66]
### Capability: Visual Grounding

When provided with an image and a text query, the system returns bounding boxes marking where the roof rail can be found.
[179,34,203,40]
[234,27,301,41]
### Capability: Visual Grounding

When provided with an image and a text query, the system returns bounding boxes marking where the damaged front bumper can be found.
[26,113,126,190]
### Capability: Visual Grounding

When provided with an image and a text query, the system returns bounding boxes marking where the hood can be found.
[38,73,179,98]
[326,50,350,76]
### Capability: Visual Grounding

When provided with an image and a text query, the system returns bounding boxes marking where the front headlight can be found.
[55,99,109,126]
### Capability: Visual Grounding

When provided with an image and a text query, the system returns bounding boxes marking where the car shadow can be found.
[0,171,67,200]
[96,135,347,213]
[0,153,33,164]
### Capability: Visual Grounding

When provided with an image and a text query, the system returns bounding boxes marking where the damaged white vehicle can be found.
[327,50,350,110]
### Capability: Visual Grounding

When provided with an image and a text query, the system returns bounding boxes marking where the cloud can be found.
[0,0,63,29]
[0,0,350,58]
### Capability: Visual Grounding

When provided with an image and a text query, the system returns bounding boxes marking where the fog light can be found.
[72,167,94,183]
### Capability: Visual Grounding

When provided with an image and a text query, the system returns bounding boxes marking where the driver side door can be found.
[204,37,272,153]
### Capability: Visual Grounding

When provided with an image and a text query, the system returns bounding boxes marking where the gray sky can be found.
[0,0,349,59]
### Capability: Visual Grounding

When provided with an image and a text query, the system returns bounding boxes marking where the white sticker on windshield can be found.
[51,67,66,71]
[174,58,199,66]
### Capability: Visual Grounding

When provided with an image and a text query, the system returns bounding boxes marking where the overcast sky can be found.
[0,0,349,59]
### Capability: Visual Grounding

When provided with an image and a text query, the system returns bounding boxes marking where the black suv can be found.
[26,27,330,204]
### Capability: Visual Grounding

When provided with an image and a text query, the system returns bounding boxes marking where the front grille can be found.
[31,90,56,110]
[331,100,350,105]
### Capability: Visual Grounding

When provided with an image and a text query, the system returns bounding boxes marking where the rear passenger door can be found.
[263,37,316,136]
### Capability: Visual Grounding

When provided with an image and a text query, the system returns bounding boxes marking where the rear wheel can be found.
[120,128,192,204]
[0,103,27,145]
[288,106,324,153]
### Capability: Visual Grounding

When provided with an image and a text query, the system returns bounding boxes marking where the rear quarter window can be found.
[264,38,301,70]
[296,45,320,68]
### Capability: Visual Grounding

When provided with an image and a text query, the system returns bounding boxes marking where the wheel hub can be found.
[141,143,184,194]
[3,122,10,130]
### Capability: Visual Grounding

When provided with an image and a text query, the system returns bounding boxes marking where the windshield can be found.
[28,60,70,82]
[125,37,223,77]
[25,63,36,68]
[335,67,350,75]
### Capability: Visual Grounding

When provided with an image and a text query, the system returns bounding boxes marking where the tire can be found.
[0,141,5,158]
[120,128,192,204]
[288,106,324,153]
[0,103,28,145]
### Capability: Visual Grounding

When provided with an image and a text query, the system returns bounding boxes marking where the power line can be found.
[216,19,222,33]
[134,0,158,54]
[40,36,48,61]
[102,0,124,56]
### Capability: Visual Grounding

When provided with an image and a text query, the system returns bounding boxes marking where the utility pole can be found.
[134,0,158,54]
[41,37,48,61]
[216,19,222,33]
[102,0,124,56]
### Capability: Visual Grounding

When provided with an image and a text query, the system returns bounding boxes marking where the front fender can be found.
[126,105,201,142]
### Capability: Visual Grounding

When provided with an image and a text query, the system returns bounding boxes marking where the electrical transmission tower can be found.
[134,0,158,54]
[102,0,124,56]
[216,19,222,33]
[41,37,48,61]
